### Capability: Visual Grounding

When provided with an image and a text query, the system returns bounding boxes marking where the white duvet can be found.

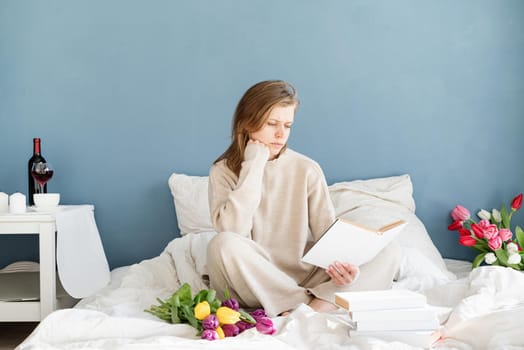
[17,232,524,350]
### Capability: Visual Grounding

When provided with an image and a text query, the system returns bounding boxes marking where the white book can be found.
[334,289,427,312]
[350,329,441,348]
[349,316,439,332]
[349,306,437,322]
[301,218,407,268]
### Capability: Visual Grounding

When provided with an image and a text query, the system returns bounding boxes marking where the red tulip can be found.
[448,220,463,231]
[511,194,523,211]
[470,223,485,239]
[458,228,471,237]
[459,235,477,247]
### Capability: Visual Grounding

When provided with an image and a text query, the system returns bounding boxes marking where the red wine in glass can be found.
[31,162,54,194]
[31,170,54,186]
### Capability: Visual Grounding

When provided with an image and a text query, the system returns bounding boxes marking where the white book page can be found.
[302,219,407,268]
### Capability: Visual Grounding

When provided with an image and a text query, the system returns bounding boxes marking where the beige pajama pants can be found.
[207,232,402,317]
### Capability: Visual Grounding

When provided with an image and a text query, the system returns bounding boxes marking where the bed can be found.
[16,174,524,349]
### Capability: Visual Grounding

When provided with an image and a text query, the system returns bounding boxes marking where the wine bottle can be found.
[28,137,47,205]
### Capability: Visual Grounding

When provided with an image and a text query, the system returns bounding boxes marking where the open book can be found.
[301,218,407,268]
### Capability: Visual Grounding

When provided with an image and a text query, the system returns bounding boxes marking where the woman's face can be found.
[249,104,295,160]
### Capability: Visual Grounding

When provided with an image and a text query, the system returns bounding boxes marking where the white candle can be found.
[0,192,8,213]
[9,192,26,214]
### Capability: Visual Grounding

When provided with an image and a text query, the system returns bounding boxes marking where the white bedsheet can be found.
[17,233,524,350]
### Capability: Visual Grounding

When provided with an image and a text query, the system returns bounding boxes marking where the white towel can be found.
[55,205,110,298]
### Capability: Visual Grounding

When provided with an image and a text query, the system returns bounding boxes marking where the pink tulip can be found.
[511,194,523,211]
[201,329,219,341]
[448,220,463,231]
[459,236,477,247]
[483,224,499,240]
[250,309,268,321]
[476,220,499,240]
[451,205,471,221]
[488,236,503,250]
[221,298,240,311]
[499,228,513,242]
[221,324,240,337]
[236,320,255,333]
[255,317,276,335]
[202,314,219,330]
[478,219,491,229]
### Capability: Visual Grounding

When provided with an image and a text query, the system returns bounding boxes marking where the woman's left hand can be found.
[326,262,359,286]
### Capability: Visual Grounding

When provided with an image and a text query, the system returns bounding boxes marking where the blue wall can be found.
[1,1,523,269]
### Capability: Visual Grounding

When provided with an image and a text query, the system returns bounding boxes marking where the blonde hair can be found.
[215,80,299,176]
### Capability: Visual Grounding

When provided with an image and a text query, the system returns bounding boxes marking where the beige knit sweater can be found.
[208,144,335,285]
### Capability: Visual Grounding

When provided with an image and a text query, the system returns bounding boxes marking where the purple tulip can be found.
[221,298,240,311]
[221,323,240,337]
[250,308,267,321]
[255,317,276,335]
[202,314,219,330]
[201,329,219,340]
[235,320,255,333]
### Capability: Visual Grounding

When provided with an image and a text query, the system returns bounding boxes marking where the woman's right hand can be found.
[245,139,270,160]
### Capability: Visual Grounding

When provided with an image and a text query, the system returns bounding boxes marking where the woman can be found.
[207,80,401,317]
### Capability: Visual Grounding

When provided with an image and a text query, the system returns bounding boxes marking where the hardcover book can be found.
[349,329,441,348]
[348,315,439,332]
[349,306,437,323]
[302,218,407,268]
[334,289,427,312]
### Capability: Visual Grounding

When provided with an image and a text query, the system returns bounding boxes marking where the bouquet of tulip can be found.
[448,193,523,270]
[145,283,276,340]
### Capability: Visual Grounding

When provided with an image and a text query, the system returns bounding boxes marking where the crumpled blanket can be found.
[17,233,524,350]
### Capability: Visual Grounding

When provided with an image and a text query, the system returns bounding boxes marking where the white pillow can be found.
[168,173,214,235]
[168,172,453,281]
[329,175,453,280]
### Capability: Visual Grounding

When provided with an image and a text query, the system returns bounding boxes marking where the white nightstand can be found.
[0,209,78,321]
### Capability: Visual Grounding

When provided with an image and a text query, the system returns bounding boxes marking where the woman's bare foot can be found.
[307,298,338,313]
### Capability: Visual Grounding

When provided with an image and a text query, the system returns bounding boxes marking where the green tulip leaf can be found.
[495,249,509,266]
[239,309,256,324]
[210,299,222,313]
[473,241,490,253]
[516,226,524,248]
[195,289,211,305]
[472,252,487,268]
[172,283,193,305]
[171,304,180,324]
[206,289,217,304]
[500,205,510,229]
[181,304,200,329]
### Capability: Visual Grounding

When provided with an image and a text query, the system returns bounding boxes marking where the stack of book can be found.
[335,289,441,348]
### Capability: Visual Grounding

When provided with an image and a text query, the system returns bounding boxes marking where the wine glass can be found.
[31,162,54,194]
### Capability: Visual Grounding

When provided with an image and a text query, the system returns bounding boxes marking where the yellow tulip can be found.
[216,326,225,339]
[194,301,211,320]
[216,306,240,325]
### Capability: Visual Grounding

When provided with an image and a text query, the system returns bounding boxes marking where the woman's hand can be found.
[326,262,359,286]
[246,139,271,160]
[247,139,268,147]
